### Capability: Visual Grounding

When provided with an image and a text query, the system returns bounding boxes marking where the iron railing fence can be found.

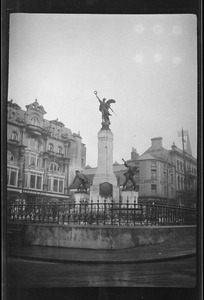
[7,200,196,226]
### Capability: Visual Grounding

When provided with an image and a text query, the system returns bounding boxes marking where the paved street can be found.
[6,232,196,288]
[7,256,196,288]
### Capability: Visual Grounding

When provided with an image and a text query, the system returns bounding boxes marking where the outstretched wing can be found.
[105,99,116,105]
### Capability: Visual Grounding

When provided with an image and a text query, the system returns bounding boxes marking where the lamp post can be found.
[181,128,187,194]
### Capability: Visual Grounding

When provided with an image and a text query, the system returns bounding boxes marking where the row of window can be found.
[8,150,65,173]
[48,143,63,154]
[177,160,184,172]
[7,167,65,193]
[8,132,64,154]
[163,171,174,184]
[177,160,196,174]
[177,176,184,190]
[24,172,65,193]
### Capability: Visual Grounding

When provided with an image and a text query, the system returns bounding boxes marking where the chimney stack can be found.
[151,137,163,150]
[131,147,139,160]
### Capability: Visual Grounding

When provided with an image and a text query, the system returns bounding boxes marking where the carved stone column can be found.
[18,146,26,188]
[64,159,69,194]
[43,153,49,191]
[64,141,70,194]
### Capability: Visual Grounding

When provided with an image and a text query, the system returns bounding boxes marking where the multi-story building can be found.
[84,136,197,206]
[7,99,86,204]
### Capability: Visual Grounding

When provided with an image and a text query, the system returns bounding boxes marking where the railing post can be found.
[155,204,157,226]
[90,199,93,225]
[119,199,121,226]
[79,200,81,225]
[104,199,106,226]
[84,200,87,225]
[111,200,114,226]
[73,200,76,224]
[97,199,99,225]
[146,204,149,226]
[134,199,136,226]
[140,204,143,226]
[126,198,129,226]
[174,207,176,225]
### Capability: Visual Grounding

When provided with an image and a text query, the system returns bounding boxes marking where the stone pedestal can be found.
[74,191,90,204]
[90,129,119,202]
[121,190,139,208]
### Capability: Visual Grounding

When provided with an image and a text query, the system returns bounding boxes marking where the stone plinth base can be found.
[121,190,139,207]
[74,191,90,204]
[18,224,196,249]
[90,185,119,202]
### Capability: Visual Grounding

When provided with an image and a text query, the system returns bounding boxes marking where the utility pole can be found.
[181,128,187,193]
[178,128,188,206]
[167,159,169,206]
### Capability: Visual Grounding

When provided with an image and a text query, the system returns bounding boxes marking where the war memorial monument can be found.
[70,90,139,206]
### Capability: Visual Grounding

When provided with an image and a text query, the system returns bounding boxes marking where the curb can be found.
[8,252,196,264]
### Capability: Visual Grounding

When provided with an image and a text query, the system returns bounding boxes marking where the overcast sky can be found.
[8,14,197,167]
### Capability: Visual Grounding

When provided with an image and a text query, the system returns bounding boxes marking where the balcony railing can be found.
[186,170,197,178]
[7,201,196,226]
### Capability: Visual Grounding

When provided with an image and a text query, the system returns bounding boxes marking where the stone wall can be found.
[11,224,197,250]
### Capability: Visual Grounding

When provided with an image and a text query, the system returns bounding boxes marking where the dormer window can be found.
[11,131,18,141]
[58,146,62,154]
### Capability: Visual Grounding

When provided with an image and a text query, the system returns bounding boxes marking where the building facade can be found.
[84,137,197,206]
[130,137,197,206]
[7,99,86,204]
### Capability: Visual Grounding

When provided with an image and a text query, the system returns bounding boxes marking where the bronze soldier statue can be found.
[75,170,90,192]
[122,158,139,190]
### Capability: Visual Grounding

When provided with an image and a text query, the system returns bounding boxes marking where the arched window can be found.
[31,117,39,126]
[52,127,55,136]
[11,131,18,141]
[49,162,60,172]
[181,177,183,190]
[178,176,180,190]
[177,161,180,171]
[7,150,14,163]
[48,143,54,152]
[58,146,62,154]
[170,173,173,184]
[35,140,40,151]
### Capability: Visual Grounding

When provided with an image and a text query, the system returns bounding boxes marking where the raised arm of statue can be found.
[94,91,101,103]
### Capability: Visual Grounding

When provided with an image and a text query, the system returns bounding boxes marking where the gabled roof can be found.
[137,153,157,160]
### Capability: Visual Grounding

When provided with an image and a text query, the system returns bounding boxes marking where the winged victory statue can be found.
[94,91,116,129]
